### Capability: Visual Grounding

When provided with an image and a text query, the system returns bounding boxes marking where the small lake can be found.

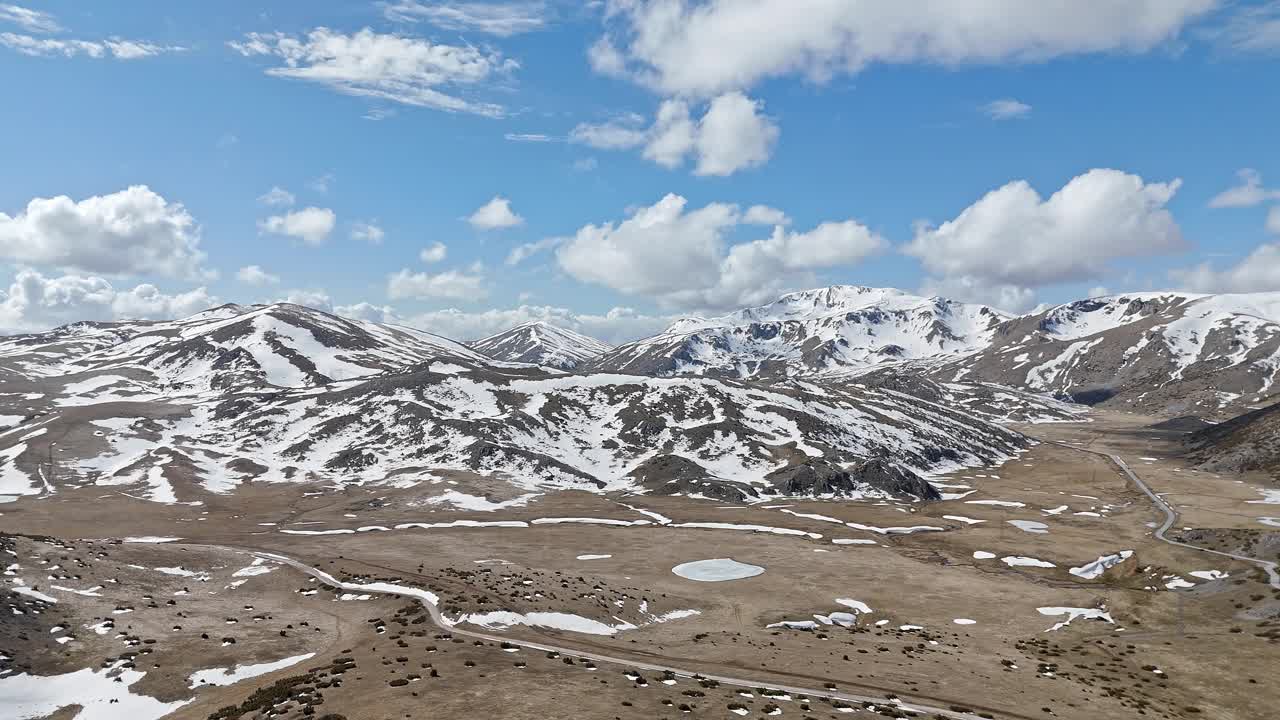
[671,558,764,582]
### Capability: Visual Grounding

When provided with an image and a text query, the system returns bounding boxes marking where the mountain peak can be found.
[472,321,611,370]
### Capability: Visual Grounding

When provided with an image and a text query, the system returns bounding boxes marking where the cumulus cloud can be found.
[333,301,399,324]
[573,93,778,176]
[467,196,524,230]
[982,98,1033,120]
[918,275,1038,313]
[1208,168,1280,208]
[236,265,280,286]
[1171,242,1280,294]
[277,288,334,312]
[556,193,884,310]
[594,0,1217,96]
[419,241,448,263]
[0,4,62,33]
[1,33,183,59]
[387,267,487,301]
[0,185,208,279]
[743,205,790,226]
[0,268,214,334]
[257,186,295,207]
[351,221,385,244]
[905,169,1185,309]
[229,28,517,117]
[383,1,549,37]
[258,207,336,246]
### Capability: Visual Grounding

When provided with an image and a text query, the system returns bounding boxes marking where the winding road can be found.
[246,550,996,720]
[1048,441,1280,590]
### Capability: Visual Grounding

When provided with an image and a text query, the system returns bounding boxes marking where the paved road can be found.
[246,549,998,720]
[1049,441,1280,589]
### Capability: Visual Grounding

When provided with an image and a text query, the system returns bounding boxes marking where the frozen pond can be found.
[672,558,764,582]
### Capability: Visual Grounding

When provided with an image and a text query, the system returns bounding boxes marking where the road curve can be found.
[245,549,995,720]
[1048,441,1280,590]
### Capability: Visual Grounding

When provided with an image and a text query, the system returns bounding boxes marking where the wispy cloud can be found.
[1,32,184,59]
[981,98,1032,120]
[383,1,550,37]
[0,4,62,33]
[229,27,517,117]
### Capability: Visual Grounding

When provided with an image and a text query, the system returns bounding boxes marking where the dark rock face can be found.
[1185,401,1280,475]
[1151,416,1213,433]
[627,454,759,503]
[765,458,941,501]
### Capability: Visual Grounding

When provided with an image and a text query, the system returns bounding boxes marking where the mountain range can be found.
[2,284,1277,507]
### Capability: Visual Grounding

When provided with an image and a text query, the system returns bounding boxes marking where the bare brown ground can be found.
[3,412,1278,720]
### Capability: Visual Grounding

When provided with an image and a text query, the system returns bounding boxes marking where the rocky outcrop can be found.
[626,454,759,503]
[765,458,941,501]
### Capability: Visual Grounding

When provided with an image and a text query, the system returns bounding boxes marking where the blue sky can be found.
[1,1,1278,341]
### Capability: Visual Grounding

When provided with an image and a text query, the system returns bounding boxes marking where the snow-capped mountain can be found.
[589,286,1010,378]
[0,301,1071,507]
[470,321,611,370]
[0,303,480,393]
[938,292,1280,418]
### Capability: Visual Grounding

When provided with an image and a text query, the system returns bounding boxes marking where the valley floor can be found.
[3,412,1278,720]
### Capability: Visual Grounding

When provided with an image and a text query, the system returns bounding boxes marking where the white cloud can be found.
[0,268,214,334]
[504,132,557,142]
[905,169,1186,306]
[982,98,1033,120]
[419,241,448,263]
[277,288,333,312]
[595,0,1217,96]
[1,32,183,59]
[691,92,779,175]
[333,301,399,324]
[575,93,778,176]
[352,221,385,244]
[384,1,549,37]
[743,205,790,226]
[1271,206,1280,235]
[1208,168,1280,208]
[918,275,1038,313]
[258,207,336,246]
[257,186,296,207]
[387,267,487,301]
[229,28,517,117]
[0,185,208,279]
[1171,242,1280,293]
[505,237,560,266]
[403,304,673,344]
[236,265,280,286]
[0,4,62,33]
[556,193,884,310]
[569,113,648,149]
[467,196,524,230]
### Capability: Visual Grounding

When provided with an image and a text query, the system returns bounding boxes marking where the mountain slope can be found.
[590,286,1010,378]
[0,303,482,393]
[935,292,1280,418]
[471,321,610,369]
[1185,402,1280,475]
[0,301,1060,504]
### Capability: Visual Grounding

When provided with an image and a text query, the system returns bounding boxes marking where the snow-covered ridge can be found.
[593,285,1010,378]
[471,321,612,370]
